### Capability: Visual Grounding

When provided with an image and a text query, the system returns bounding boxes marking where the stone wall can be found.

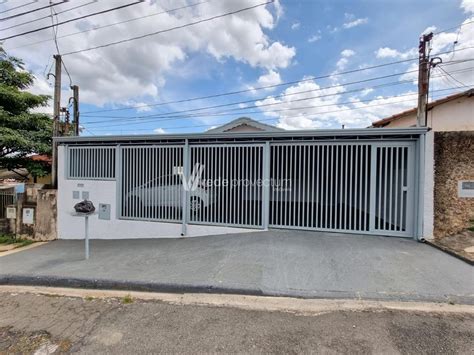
[8,186,57,241]
[434,131,474,238]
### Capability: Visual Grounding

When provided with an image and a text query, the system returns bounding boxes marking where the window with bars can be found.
[67,146,116,180]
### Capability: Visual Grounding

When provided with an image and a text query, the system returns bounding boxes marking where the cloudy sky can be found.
[1,0,473,135]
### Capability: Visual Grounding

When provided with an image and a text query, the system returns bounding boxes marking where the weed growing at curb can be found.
[122,295,133,304]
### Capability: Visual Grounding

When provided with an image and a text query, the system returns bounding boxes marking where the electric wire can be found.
[0,0,97,31]
[60,0,274,56]
[80,49,474,115]
[0,0,66,21]
[0,1,145,40]
[5,0,211,51]
[84,87,470,133]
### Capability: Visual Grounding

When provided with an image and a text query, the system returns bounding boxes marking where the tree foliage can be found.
[0,47,52,178]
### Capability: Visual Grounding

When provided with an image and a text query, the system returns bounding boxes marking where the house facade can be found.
[372,89,474,239]
[55,117,430,241]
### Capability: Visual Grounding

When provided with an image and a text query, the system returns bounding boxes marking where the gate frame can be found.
[57,127,429,240]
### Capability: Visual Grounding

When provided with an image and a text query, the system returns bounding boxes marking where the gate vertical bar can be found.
[116,145,122,219]
[369,145,377,232]
[182,139,189,236]
[263,142,270,230]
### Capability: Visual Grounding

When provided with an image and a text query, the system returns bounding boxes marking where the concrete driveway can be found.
[0,230,472,303]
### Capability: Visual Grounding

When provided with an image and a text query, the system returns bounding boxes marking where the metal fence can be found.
[189,144,264,228]
[373,145,413,234]
[68,146,116,180]
[268,142,414,236]
[269,143,371,232]
[0,189,15,219]
[119,146,184,222]
[67,139,416,237]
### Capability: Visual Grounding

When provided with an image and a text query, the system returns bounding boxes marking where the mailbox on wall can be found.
[22,208,34,225]
[458,181,474,198]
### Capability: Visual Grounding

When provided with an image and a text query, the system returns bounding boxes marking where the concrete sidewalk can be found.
[0,230,472,303]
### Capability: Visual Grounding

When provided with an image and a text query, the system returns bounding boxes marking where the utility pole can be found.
[72,85,80,136]
[51,54,62,188]
[416,32,433,127]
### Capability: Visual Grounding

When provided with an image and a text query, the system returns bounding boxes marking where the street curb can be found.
[0,275,472,305]
[0,242,48,258]
[424,240,474,266]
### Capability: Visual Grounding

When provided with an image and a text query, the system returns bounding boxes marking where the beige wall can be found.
[380,95,473,131]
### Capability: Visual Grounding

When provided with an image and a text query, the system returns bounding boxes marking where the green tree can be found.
[0,47,52,180]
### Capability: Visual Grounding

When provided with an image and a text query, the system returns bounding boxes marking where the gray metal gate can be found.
[269,141,415,237]
[189,144,264,228]
[116,140,415,237]
[0,188,15,219]
[119,145,184,222]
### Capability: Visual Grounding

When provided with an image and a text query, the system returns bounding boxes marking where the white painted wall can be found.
[57,146,260,239]
[423,131,435,240]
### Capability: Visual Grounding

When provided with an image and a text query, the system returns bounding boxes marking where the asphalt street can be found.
[0,291,473,354]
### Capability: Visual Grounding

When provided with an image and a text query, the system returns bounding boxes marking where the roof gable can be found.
[206,117,284,133]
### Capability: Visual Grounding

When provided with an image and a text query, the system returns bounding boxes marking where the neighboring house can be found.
[0,154,52,185]
[206,117,284,133]
[372,89,474,130]
[372,89,474,239]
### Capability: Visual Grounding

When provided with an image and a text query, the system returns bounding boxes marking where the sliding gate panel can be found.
[371,143,415,236]
[189,144,264,228]
[269,142,415,237]
[120,146,184,222]
[270,143,371,233]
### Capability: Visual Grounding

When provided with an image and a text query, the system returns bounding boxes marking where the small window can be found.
[67,146,116,180]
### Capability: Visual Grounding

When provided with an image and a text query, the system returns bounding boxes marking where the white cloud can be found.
[336,58,349,71]
[291,22,300,30]
[257,70,282,89]
[400,16,474,87]
[375,47,417,59]
[255,77,418,130]
[153,128,166,134]
[341,49,355,57]
[308,34,321,43]
[334,49,355,71]
[461,0,474,13]
[342,17,368,29]
[360,88,374,97]
[421,26,437,35]
[3,0,295,107]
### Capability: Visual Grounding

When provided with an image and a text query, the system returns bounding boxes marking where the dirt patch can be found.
[0,326,71,354]
[432,230,474,263]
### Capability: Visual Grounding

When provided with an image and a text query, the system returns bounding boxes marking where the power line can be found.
[81,60,473,123]
[0,1,145,41]
[433,20,474,36]
[85,75,419,122]
[87,89,424,128]
[49,3,72,87]
[0,0,66,21]
[85,72,473,128]
[84,70,419,118]
[85,87,469,133]
[86,71,474,127]
[0,0,97,31]
[5,0,211,51]
[61,0,275,56]
[81,49,474,115]
[0,1,37,15]
[436,65,469,87]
